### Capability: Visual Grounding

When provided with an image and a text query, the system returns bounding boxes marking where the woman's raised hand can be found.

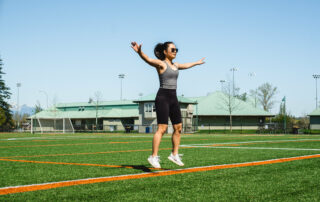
[197,57,206,65]
[131,41,142,53]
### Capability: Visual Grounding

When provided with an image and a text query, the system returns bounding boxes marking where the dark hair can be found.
[154,41,174,60]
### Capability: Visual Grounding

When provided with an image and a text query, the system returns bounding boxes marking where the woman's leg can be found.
[152,124,168,156]
[172,123,182,155]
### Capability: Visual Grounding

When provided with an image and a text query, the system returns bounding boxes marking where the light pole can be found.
[16,83,21,128]
[219,80,226,91]
[230,68,238,96]
[39,90,49,109]
[118,74,125,100]
[313,74,320,109]
[282,96,286,133]
[249,72,257,108]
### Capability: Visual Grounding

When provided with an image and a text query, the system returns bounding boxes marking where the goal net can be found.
[32,118,74,134]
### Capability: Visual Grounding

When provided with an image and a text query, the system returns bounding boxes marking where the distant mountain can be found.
[11,105,35,115]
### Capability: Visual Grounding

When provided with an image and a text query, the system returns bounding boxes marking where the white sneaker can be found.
[168,153,184,166]
[148,155,161,168]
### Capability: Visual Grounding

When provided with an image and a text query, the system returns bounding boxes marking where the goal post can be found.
[31,117,74,134]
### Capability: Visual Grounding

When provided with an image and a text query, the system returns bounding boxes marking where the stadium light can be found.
[249,72,257,108]
[118,74,125,101]
[219,80,226,91]
[230,68,238,96]
[313,74,320,109]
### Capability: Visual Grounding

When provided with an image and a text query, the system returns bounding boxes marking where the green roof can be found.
[134,94,196,104]
[308,108,320,116]
[189,91,273,116]
[30,106,138,119]
[30,92,273,119]
[55,100,136,108]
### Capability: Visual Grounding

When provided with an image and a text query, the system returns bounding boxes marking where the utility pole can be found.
[230,68,237,96]
[16,83,21,129]
[118,74,125,100]
[249,72,257,108]
[282,96,286,134]
[219,80,226,91]
[313,74,320,109]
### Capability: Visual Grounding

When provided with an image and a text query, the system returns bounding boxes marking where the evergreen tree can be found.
[0,57,14,130]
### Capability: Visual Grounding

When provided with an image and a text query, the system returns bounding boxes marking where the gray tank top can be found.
[158,61,179,89]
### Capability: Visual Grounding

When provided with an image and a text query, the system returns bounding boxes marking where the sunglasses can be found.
[170,48,179,53]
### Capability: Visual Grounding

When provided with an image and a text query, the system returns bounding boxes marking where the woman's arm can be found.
[175,58,205,70]
[131,42,164,69]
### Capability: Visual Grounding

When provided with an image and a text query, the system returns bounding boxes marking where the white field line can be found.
[0,135,218,141]
[1,153,319,192]
[180,145,320,151]
[181,139,320,146]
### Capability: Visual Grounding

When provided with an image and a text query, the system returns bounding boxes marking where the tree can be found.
[0,57,14,130]
[256,83,278,112]
[236,92,247,102]
[220,81,241,132]
[0,107,6,126]
[296,114,309,129]
[34,101,43,114]
[89,91,103,130]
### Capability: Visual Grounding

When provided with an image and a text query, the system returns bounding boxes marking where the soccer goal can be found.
[31,117,75,134]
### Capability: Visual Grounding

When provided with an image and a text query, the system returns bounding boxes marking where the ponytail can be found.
[154,41,174,60]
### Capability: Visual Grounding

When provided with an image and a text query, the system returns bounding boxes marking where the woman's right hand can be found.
[131,41,142,53]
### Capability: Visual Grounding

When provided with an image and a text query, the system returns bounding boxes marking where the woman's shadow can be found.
[121,165,167,172]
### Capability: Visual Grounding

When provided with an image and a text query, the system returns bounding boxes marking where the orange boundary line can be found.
[0,138,103,143]
[0,148,176,159]
[0,141,150,148]
[0,139,208,148]
[1,153,319,195]
[0,158,162,170]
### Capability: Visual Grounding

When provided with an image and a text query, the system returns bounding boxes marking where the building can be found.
[133,94,197,133]
[30,100,139,133]
[308,108,320,130]
[30,91,274,133]
[189,91,274,130]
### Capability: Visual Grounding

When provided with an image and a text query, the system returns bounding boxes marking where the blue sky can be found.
[1,0,319,116]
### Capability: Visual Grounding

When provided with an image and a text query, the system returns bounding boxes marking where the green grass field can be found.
[0,132,320,201]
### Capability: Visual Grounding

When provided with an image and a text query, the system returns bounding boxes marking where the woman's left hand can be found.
[197,58,206,65]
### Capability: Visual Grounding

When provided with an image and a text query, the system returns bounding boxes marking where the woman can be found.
[131,41,205,168]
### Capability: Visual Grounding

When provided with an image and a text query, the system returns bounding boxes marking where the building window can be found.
[144,103,154,113]
[78,106,85,111]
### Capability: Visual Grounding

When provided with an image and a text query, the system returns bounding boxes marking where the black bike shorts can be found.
[155,88,182,125]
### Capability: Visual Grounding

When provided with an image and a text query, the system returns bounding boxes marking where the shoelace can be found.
[156,156,161,162]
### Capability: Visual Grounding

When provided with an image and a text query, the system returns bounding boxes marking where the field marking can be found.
[0,158,163,170]
[0,153,319,195]
[0,136,153,141]
[184,139,320,146]
[1,138,319,159]
[0,141,153,148]
[0,148,176,159]
[0,135,206,141]
[0,139,209,149]
[180,145,320,151]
